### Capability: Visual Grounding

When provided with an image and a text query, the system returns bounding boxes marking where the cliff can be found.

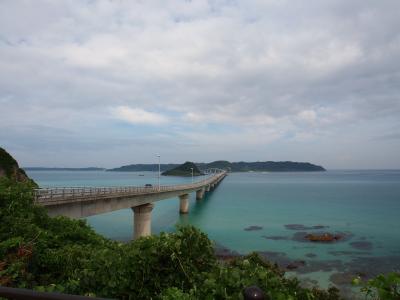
[0,147,38,187]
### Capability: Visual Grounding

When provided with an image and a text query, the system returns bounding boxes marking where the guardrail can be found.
[0,285,265,300]
[35,171,226,206]
[0,286,113,300]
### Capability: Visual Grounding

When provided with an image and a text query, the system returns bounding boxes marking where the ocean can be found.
[27,169,400,295]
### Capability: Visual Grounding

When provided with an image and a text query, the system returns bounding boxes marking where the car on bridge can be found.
[145,184,153,188]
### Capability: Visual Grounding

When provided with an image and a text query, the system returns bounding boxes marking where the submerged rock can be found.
[292,231,353,243]
[330,272,359,286]
[286,260,306,270]
[295,259,345,274]
[257,251,292,269]
[285,224,329,231]
[349,241,373,250]
[344,255,400,279]
[214,243,241,261]
[291,231,352,243]
[329,250,371,257]
[262,235,288,240]
[305,233,342,242]
[305,253,317,258]
[244,225,263,231]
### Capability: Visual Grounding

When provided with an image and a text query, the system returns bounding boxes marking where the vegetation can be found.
[162,162,203,177]
[108,160,325,173]
[353,273,400,300]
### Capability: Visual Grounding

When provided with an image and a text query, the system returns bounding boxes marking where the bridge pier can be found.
[132,203,154,239]
[196,188,205,200]
[205,185,210,192]
[179,194,189,214]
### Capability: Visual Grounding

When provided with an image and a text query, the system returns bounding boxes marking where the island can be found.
[23,167,105,171]
[108,163,180,172]
[198,160,326,172]
[108,160,325,173]
[161,161,203,176]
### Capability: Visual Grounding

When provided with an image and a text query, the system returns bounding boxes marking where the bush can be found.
[353,272,400,300]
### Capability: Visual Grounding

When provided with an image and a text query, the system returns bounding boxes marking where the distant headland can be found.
[21,160,325,173]
[108,160,325,173]
[24,167,105,171]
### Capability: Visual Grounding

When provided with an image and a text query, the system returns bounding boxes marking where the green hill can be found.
[200,160,232,170]
[162,161,203,176]
[227,161,325,172]
[197,160,325,172]
[108,163,179,172]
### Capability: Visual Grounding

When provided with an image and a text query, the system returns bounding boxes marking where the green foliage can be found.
[0,147,19,178]
[160,287,194,300]
[353,272,400,300]
[0,177,104,287]
[57,226,216,299]
[157,254,341,300]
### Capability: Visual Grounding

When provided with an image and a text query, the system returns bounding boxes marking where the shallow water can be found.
[28,170,400,294]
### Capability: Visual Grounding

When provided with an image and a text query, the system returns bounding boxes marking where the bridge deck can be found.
[35,171,226,206]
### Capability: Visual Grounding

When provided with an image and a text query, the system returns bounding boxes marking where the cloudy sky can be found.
[1,0,399,169]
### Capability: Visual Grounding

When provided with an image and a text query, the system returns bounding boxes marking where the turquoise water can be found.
[27,170,400,293]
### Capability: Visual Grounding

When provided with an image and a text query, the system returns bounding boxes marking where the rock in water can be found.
[305,233,342,242]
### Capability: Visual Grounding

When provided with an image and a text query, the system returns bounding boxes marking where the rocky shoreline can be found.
[213,222,400,299]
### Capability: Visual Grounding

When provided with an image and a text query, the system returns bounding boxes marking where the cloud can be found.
[297,110,317,124]
[0,0,400,168]
[112,106,169,125]
[373,132,400,141]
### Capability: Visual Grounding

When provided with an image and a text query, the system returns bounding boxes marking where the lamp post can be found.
[190,167,193,183]
[156,154,160,191]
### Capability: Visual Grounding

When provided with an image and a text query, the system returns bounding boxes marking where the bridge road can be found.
[35,170,227,239]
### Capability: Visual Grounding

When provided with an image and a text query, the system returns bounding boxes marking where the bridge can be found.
[35,169,227,239]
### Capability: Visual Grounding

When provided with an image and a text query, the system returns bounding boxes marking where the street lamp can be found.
[156,154,160,191]
[190,167,193,183]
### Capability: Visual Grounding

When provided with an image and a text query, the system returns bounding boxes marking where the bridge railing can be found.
[35,171,226,205]
[0,285,265,300]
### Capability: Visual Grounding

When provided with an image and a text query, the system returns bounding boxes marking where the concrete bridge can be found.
[35,169,227,239]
